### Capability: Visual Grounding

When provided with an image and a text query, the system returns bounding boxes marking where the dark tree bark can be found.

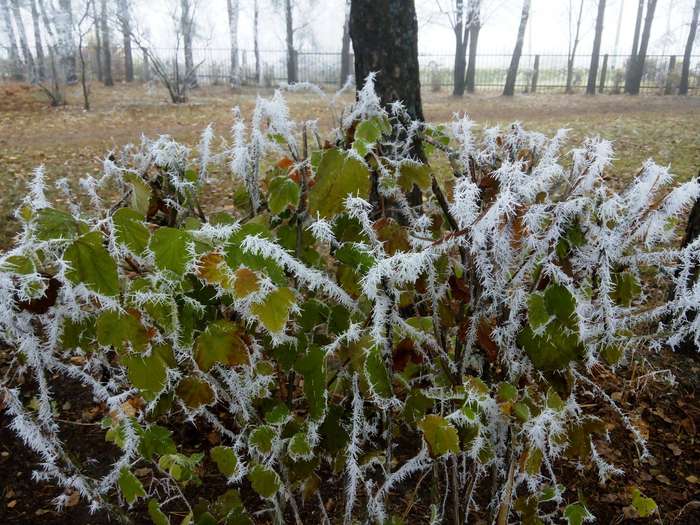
[625,0,645,92]
[350,0,425,209]
[465,0,481,94]
[503,0,530,96]
[586,0,606,95]
[180,0,197,88]
[91,0,102,82]
[285,0,297,83]
[339,0,351,87]
[100,0,113,86]
[679,0,700,95]
[29,0,45,80]
[452,0,469,96]
[628,0,657,95]
[350,0,424,121]
[1,0,23,80]
[119,0,133,82]
[566,0,585,94]
[9,0,35,81]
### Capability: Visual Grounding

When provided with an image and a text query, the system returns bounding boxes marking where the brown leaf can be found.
[393,338,423,372]
[15,274,61,314]
[477,318,499,363]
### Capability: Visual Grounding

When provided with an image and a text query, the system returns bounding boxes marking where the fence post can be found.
[665,55,677,95]
[598,54,608,94]
[531,55,540,93]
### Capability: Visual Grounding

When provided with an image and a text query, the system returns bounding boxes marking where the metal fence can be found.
[2,45,699,95]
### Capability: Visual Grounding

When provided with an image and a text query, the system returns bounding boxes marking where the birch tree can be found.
[285,0,296,82]
[180,0,197,88]
[91,0,101,81]
[253,0,260,84]
[9,0,34,81]
[465,0,481,93]
[586,0,606,95]
[503,0,530,96]
[29,0,45,80]
[100,0,112,86]
[226,0,239,87]
[339,0,351,87]
[0,0,23,80]
[679,0,700,95]
[56,0,77,83]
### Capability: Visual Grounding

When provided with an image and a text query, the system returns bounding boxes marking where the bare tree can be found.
[91,0,102,81]
[253,0,260,84]
[226,0,239,87]
[627,0,658,94]
[1,0,23,80]
[29,0,45,80]
[586,0,606,95]
[100,0,112,86]
[118,0,133,82]
[449,0,472,96]
[76,0,94,110]
[465,0,481,93]
[625,0,645,92]
[36,0,64,105]
[180,0,197,88]
[339,0,351,87]
[285,0,296,82]
[503,0,530,96]
[565,0,585,94]
[679,0,700,95]
[9,0,35,81]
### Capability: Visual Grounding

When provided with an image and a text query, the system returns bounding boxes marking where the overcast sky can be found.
[129,0,697,57]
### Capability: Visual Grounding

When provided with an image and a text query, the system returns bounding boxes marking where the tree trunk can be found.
[285,0,297,83]
[227,0,239,87]
[119,0,133,82]
[37,0,63,104]
[625,0,645,92]
[350,0,425,208]
[452,0,468,96]
[465,0,481,94]
[254,0,260,84]
[628,0,658,95]
[1,0,23,80]
[340,0,351,87]
[503,0,530,96]
[679,0,700,95]
[9,0,35,82]
[29,0,45,80]
[92,0,102,82]
[587,0,606,95]
[100,0,113,86]
[566,0,585,94]
[181,0,197,88]
[57,0,77,83]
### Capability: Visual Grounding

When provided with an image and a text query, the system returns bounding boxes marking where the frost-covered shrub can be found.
[1,76,699,524]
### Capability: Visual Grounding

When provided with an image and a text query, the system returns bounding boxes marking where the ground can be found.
[0,82,699,524]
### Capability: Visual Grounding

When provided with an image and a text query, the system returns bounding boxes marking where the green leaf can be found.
[118,467,146,504]
[194,320,249,371]
[150,227,192,276]
[113,208,150,255]
[288,432,313,460]
[418,415,460,457]
[335,243,376,274]
[211,446,239,478]
[267,176,300,215]
[527,293,549,329]
[96,310,148,353]
[248,464,281,499]
[64,232,120,297]
[563,502,592,525]
[308,149,371,218]
[398,161,431,192]
[249,425,276,455]
[544,284,577,327]
[137,425,176,461]
[0,255,35,274]
[123,350,168,401]
[631,487,657,517]
[124,172,152,216]
[251,287,295,333]
[264,401,291,425]
[33,208,87,241]
[610,272,641,307]
[365,346,392,399]
[355,117,385,144]
[148,499,170,525]
[295,346,327,420]
[518,324,582,372]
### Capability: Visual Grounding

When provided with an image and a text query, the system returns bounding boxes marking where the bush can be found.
[1,76,698,524]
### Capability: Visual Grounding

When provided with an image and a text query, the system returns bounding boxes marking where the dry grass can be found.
[0,81,699,248]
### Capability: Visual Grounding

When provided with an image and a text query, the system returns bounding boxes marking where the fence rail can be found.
[1,45,699,95]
